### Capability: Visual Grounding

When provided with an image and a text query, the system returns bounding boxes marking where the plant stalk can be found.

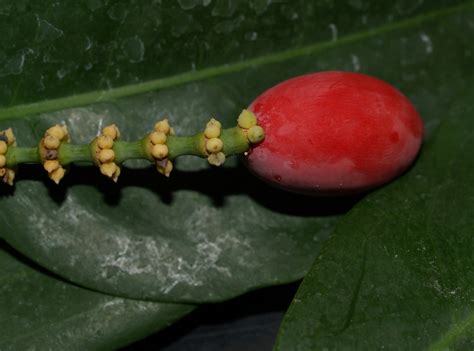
[5,126,251,167]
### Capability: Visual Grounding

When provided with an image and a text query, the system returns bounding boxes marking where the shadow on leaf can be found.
[7,162,362,218]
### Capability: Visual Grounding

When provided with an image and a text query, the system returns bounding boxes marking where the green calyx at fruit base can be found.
[0,109,265,185]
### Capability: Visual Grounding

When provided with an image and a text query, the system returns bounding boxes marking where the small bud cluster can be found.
[0,129,16,185]
[0,109,265,186]
[149,119,174,177]
[94,124,121,182]
[237,110,265,144]
[40,125,69,184]
[204,118,225,166]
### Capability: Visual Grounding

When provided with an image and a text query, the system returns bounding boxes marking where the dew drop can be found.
[107,2,129,22]
[0,52,25,77]
[35,15,63,43]
[329,23,338,41]
[37,75,45,91]
[273,174,282,182]
[177,0,200,10]
[419,32,433,54]
[351,54,360,71]
[245,31,258,41]
[121,36,145,63]
[56,67,68,80]
[250,0,271,15]
[212,0,237,17]
[84,36,93,51]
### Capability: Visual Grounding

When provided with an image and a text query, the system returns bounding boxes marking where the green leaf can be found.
[0,240,194,350]
[0,1,464,108]
[0,0,473,347]
[0,103,341,302]
[0,0,472,307]
[275,70,474,349]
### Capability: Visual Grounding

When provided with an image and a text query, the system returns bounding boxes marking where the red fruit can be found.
[244,71,423,195]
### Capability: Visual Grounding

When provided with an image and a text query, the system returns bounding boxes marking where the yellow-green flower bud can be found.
[44,135,61,149]
[206,118,222,129]
[98,149,115,163]
[155,119,170,134]
[6,169,15,186]
[44,160,60,173]
[50,167,65,184]
[100,162,118,179]
[157,159,173,177]
[237,109,257,129]
[103,124,120,140]
[207,152,226,166]
[47,125,66,140]
[204,124,221,139]
[150,131,167,145]
[247,126,265,144]
[206,138,223,154]
[97,135,114,149]
[0,141,7,154]
[4,128,16,145]
[152,144,168,159]
[111,165,121,182]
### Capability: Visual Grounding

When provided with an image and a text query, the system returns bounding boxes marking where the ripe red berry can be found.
[244,71,423,195]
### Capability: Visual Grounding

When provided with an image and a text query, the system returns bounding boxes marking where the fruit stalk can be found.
[0,110,264,185]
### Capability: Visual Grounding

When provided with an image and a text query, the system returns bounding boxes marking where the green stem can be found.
[5,126,253,167]
[114,140,148,164]
[221,127,251,156]
[167,135,205,159]
[58,144,91,165]
[6,147,40,167]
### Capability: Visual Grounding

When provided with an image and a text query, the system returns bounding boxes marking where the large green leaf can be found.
[275,81,474,348]
[0,0,472,348]
[0,87,342,303]
[0,0,464,107]
[1,1,474,305]
[0,240,193,350]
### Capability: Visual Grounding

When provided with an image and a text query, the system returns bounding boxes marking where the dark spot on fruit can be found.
[390,132,399,143]
[273,174,282,182]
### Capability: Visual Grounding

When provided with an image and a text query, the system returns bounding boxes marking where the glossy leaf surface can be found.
[275,77,474,349]
[0,241,193,350]
[0,0,463,107]
[0,101,342,302]
[0,0,472,337]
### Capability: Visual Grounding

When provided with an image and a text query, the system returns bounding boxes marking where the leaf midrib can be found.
[1,1,473,121]
[429,311,474,350]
